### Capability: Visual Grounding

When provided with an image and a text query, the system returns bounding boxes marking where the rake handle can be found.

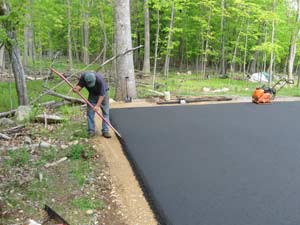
[50,68,121,138]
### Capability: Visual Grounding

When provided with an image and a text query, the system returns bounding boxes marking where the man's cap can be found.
[84,72,96,87]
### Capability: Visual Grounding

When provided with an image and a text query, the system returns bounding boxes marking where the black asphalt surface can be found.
[110,102,300,225]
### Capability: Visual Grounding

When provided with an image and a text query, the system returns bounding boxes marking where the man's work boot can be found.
[102,132,112,139]
[88,132,96,138]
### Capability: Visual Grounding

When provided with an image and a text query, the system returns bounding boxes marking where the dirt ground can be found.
[93,117,157,225]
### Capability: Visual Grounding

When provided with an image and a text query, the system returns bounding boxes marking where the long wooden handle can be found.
[50,68,121,138]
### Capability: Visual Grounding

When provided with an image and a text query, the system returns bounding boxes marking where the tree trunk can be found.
[132,0,140,67]
[0,45,5,73]
[288,0,300,80]
[99,4,108,64]
[261,25,268,72]
[230,18,243,73]
[1,1,28,105]
[153,9,160,89]
[23,0,35,67]
[9,34,29,106]
[143,0,151,75]
[203,7,212,77]
[115,0,136,100]
[73,36,80,62]
[23,14,29,67]
[164,2,175,78]
[66,0,73,70]
[82,0,90,65]
[243,20,249,79]
[220,0,226,75]
[269,0,276,86]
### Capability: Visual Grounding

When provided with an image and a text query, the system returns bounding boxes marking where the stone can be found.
[0,118,17,128]
[86,209,94,215]
[16,106,31,122]
[24,136,32,145]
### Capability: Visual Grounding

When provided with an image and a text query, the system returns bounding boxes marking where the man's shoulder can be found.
[95,72,104,78]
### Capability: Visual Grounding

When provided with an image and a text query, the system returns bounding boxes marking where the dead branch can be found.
[26,76,47,81]
[0,132,11,140]
[39,100,56,107]
[95,45,143,72]
[0,109,16,118]
[45,157,68,168]
[2,125,25,134]
[45,89,85,104]
[34,114,64,124]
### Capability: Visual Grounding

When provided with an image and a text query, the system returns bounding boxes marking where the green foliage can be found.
[68,144,85,160]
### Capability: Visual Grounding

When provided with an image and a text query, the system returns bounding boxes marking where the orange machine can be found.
[252,78,294,104]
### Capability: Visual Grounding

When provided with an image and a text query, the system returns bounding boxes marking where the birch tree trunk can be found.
[1,1,28,105]
[288,0,300,80]
[269,0,276,86]
[153,9,160,89]
[115,0,136,100]
[66,0,73,70]
[243,21,249,79]
[164,2,175,78]
[143,0,150,75]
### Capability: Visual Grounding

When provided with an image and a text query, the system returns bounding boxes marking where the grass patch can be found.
[68,144,85,160]
[138,73,300,98]
[68,144,95,160]
[26,179,49,202]
[4,148,30,168]
[71,197,104,210]
[70,160,91,186]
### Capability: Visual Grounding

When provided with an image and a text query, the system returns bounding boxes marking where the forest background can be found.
[1,0,300,110]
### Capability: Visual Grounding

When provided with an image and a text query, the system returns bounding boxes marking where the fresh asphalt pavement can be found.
[111,102,300,225]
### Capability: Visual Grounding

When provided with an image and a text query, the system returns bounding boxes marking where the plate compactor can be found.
[252,78,294,104]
